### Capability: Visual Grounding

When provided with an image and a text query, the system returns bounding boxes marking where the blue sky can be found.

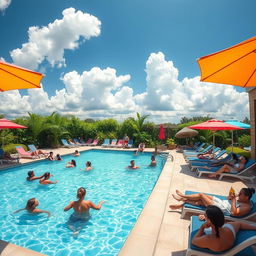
[0,0,255,123]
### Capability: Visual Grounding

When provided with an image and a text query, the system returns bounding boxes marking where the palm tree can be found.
[130,113,150,133]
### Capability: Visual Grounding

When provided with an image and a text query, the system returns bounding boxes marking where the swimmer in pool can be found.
[26,170,44,181]
[13,198,51,217]
[127,160,140,169]
[39,172,58,185]
[64,187,104,235]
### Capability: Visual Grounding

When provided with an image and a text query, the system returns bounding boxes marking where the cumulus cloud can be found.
[0,0,11,12]
[10,7,101,69]
[1,52,249,123]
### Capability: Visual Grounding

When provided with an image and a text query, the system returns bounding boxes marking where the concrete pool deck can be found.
[0,146,255,256]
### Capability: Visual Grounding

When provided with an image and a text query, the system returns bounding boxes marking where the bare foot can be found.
[169,203,184,210]
[172,194,183,202]
[176,189,184,197]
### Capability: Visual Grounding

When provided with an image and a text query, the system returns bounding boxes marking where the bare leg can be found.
[209,164,230,178]
[175,190,213,202]
[169,203,184,210]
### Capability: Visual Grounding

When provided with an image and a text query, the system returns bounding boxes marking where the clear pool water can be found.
[0,149,166,256]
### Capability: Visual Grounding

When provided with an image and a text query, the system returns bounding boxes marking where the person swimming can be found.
[81,161,92,171]
[149,155,157,167]
[55,154,62,161]
[26,170,44,181]
[13,198,51,217]
[64,187,104,235]
[127,160,140,169]
[66,159,76,168]
[39,172,58,185]
[72,150,80,157]
[48,152,55,161]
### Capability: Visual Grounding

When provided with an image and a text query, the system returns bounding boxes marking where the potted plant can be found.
[166,138,176,150]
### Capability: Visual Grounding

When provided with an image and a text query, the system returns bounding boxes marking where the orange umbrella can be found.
[0,61,44,91]
[197,36,256,87]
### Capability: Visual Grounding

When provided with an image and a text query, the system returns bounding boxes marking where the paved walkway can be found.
[0,146,255,256]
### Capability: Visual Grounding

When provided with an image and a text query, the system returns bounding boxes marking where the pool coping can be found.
[0,147,171,256]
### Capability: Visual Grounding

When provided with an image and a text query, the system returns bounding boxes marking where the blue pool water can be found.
[0,149,166,256]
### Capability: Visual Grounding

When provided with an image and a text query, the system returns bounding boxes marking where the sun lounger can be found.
[73,138,84,146]
[0,148,19,164]
[188,150,227,164]
[184,145,213,157]
[101,139,110,147]
[185,147,221,161]
[90,139,98,146]
[183,143,205,153]
[83,138,93,146]
[196,159,256,182]
[115,140,124,148]
[61,139,76,148]
[127,139,134,148]
[28,144,49,157]
[181,190,256,222]
[15,146,37,159]
[109,139,117,147]
[186,216,256,256]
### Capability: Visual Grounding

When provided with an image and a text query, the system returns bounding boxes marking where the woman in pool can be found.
[72,150,80,157]
[127,160,140,169]
[39,172,58,185]
[169,187,255,216]
[55,154,62,161]
[209,155,248,178]
[66,159,76,168]
[26,171,44,181]
[13,198,51,217]
[48,152,55,161]
[149,155,157,167]
[64,187,104,235]
[192,205,256,252]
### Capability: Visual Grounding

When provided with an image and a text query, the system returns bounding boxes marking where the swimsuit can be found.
[223,223,236,239]
[69,211,91,222]
[212,197,232,215]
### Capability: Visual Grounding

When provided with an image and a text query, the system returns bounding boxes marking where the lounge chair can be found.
[127,139,134,148]
[73,138,84,146]
[188,150,227,164]
[185,147,221,161]
[181,190,256,222]
[183,143,205,153]
[184,145,213,157]
[115,140,124,148]
[83,138,93,146]
[186,216,256,256]
[90,139,98,146]
[61,139,76,148]
[28,144,49,158]
[196,159,256,182]
[101,139,110,147]
[15,146,37,159]
[0,148,19,164]
[109,139,117,147]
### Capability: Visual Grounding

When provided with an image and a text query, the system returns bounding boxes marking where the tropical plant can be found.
[238,135,251,148]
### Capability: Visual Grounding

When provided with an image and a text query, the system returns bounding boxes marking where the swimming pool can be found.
[0,149,166,256]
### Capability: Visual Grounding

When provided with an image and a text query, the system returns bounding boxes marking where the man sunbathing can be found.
[169,187,255,216]
[192,205,256,252]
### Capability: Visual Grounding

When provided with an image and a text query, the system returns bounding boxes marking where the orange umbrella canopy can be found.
[0,61,44,92]
[197,36,256,87]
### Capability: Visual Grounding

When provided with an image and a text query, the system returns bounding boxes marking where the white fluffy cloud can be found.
[1,52,249,123]
[10,8,101,69]
[0,0,11,12]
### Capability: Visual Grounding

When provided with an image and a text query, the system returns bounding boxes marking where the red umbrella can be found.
[0,119,27,146]
[0,118,27,129]
[189,119,243,145]
[159,124,165,140]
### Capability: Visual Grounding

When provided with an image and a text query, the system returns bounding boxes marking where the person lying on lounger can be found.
[39,172,58,185]
[206,152,239,167]
[169,187,255,216]
[192,205,256,252]
[13,198,51,217]
[197,149,215,159]
[208,155,248,178]
[26,170,44,181]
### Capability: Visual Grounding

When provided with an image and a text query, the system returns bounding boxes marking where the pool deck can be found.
[0,146,255,256]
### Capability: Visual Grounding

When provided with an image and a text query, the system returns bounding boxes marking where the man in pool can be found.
[64,187,104,235]
[127,160,140,169]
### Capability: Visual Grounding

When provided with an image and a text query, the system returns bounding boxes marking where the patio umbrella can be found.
[158,124,165,140]
[197,36,256,87]
[0,61,44,91]
[175,127,198,138]
[0,118,27,146]
[189,119,243,145]
[225,120,250,151]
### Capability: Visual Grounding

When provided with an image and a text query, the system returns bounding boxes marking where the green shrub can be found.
[3,144,28,154]
[238,135,251,148]
[226,147,251,158]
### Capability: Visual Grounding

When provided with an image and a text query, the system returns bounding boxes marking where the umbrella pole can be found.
[231,130,234,152]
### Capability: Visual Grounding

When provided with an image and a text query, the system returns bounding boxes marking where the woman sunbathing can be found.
[208,155,248,178]
[169,187,255,216]
[192,205,256,252]
[13,198,51,217]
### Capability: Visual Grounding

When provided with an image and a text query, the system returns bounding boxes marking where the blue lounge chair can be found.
[183,143,206,153]
[181,190,256,222]
[61,139,76,148]
[186,216,256,256]
[101,139,110,147]
[186,147,221,161]
[196,159,256,182]
[0,148,19,164]
[184,145,213,157]
[127,139,134,148]
[188,150,227,164]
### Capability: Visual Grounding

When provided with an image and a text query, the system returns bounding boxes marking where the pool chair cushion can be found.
[187,216,256,256]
